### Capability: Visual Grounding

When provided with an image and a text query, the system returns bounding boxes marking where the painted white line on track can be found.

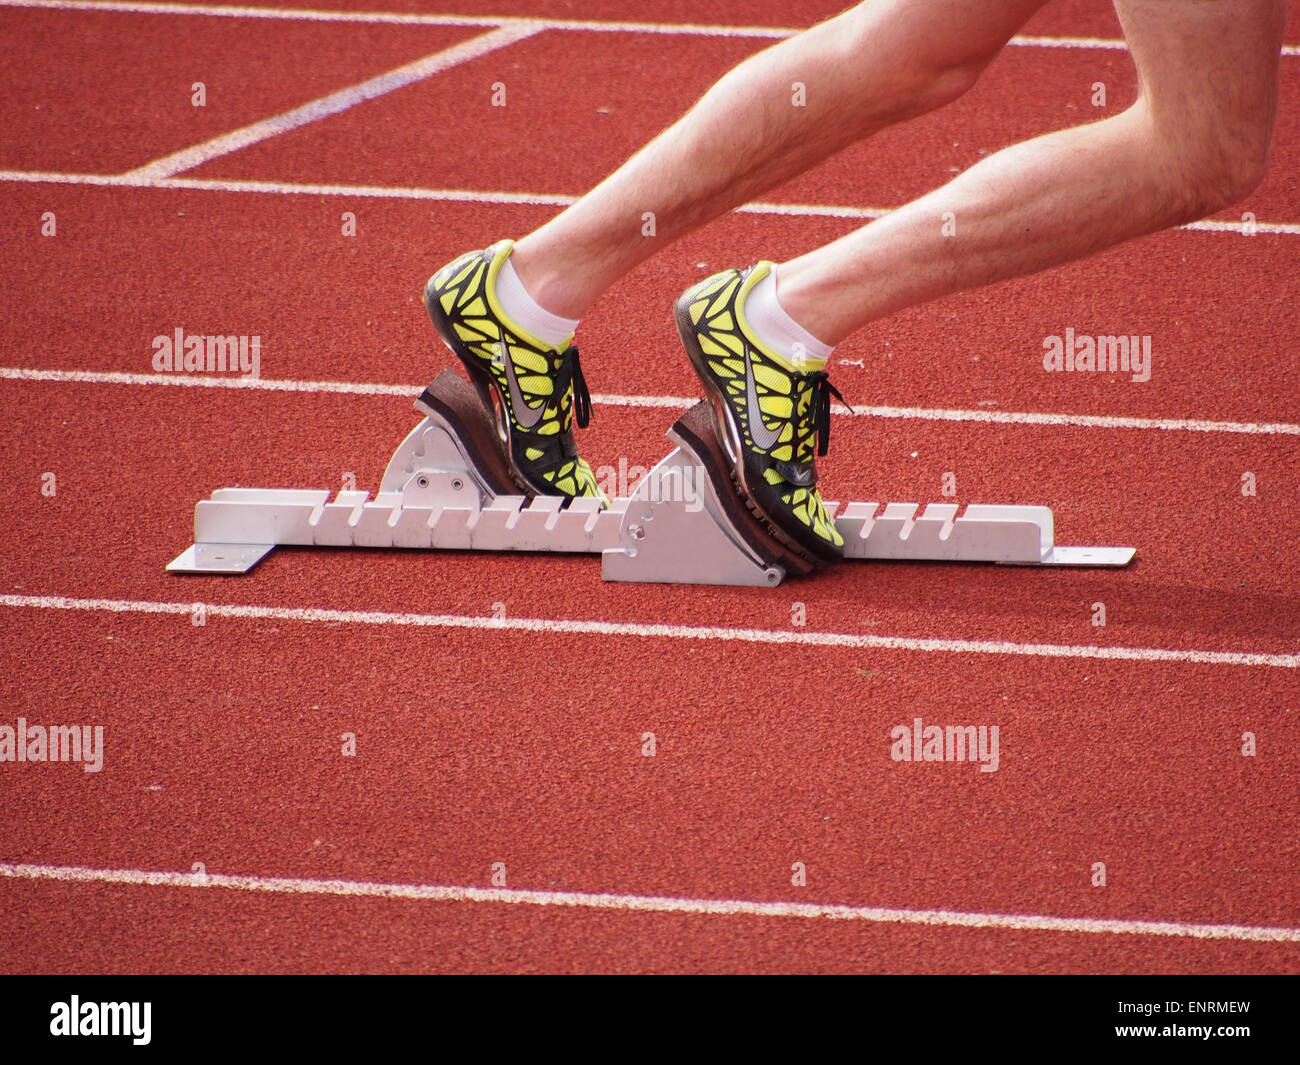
[1,170,1296,235]
[835,401,1300,436]
[2,861,1298,942]
[121,24,542,181]
[0,365,419,396]
[4,366,1299,437]
[4,0,1300,54]
[0,0,798,37]
[3,594,1298,669]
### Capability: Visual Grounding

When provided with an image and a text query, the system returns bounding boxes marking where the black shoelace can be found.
[554,345,592,429]
[808,370,851,456]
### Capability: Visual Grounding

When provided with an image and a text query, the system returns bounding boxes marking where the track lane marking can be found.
[4,366,1300,437]
[2,594,1297,669]
[121,24,543,181]
[1,170,1296,235]
[2,0,1300,54]
[2,861,1298,942]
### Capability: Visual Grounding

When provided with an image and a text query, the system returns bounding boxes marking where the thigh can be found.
[1112,0,1285,146]
[832,0,1054,69]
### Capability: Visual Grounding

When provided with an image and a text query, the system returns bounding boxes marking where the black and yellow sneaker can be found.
[674,262,848,564]
[423,240,605,501]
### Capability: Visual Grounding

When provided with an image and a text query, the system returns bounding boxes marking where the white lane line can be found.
[4,0,1300,54]
[3,594,1297,670]
[121,24,541,181]
[2,170,1295,236]
[0,0,796,37]
[3,861,1297,942]
[0,365,419,396]
[837,401,1300,436]
[5,366,1300,437]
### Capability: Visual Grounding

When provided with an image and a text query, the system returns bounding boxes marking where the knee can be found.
[872,48,995,125]
[1183,144,1270,218]
[910,56,990,113]
[1141,108,1274,222]
[1210,149,1271,211]
[830,5,1002,122]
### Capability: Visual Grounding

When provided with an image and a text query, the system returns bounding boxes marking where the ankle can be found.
[773,256,855,349]
[494,247,581,348]
[745,264,835,369]
[507,238,592,321]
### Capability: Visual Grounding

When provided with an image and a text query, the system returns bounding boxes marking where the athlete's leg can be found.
[777,0,1285,344]
[511,0,1051,319]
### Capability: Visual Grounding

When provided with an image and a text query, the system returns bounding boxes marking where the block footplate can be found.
[167,369,1135,586]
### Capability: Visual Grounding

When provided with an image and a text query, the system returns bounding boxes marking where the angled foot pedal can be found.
[167,370,1135,583]
[411,370,521,498]
[601,401,812,586]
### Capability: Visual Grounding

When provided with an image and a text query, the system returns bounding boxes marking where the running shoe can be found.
[424,240,604,501]
[674,262,848,563]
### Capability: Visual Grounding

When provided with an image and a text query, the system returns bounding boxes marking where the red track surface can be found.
[1,0,1298,974]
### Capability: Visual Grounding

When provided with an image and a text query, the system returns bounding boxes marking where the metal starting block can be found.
[167,370,1135,586]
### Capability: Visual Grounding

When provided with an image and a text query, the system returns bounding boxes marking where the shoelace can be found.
[807,370,851,457]
[553,345,592,429]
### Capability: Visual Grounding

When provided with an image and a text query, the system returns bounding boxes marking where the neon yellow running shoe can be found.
[424,240,604,502]
[674,262,848,563]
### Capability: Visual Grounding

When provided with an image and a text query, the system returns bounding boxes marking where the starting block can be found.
[166,370,1135,586]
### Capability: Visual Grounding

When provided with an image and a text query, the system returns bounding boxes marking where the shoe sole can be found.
[673,297,840,566]
[671,402,816,578]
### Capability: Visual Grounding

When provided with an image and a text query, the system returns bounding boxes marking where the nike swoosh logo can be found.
[499,339,547,431]
[744,348,782,450]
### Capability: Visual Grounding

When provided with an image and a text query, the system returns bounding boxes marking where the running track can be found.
[1,0,1298,974]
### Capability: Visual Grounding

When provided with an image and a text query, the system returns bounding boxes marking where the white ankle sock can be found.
[744,265,833,368]
[494,255,580,348]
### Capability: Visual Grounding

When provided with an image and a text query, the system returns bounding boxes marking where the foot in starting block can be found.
[167,369,1135,585]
